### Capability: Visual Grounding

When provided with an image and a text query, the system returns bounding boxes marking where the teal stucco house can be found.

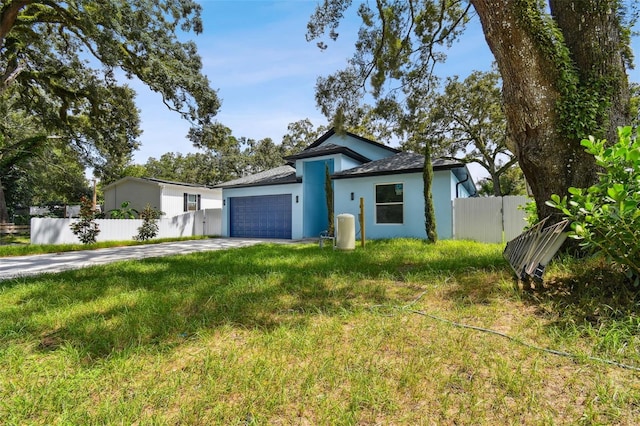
[216,129,476,240]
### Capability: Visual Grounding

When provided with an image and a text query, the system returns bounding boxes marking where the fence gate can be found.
[453,195,529,243]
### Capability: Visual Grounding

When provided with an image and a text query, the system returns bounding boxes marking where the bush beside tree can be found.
[547,126,640,284]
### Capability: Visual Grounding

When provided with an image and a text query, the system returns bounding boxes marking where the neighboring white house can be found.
[103,177,222,218]
[216,128,477,240]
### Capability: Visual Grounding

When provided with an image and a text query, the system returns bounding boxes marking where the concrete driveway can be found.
[0,238,292,281]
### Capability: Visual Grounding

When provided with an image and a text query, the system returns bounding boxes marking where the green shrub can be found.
[70,196,100,244]
[519,199,538,228]
[135,204,163,241]
[108,201,138,219]
[546,126,640,283]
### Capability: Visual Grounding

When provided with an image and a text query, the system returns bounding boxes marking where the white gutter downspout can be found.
[159,184,165,213]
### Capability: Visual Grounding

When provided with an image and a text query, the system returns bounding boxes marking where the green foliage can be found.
[134,204,164,241]
[307,2,480,243]
[308,0,469,134]
[70,196,100,244]
[557,76,615,141]
[308,0,632,226]
[513,0,624,142]
[0,0,220,206]
[1,1,219,127]
[416,71,519,196]
[108,202,138,219]
[519,200,539,228]
[477,166,527,197]
[282,119,329,154]
[546,126,640,282]
[0,236,208,257]
[142,139,254,186]
[631,82,640,131]
[2,240,640,424]
[3,144,91,212]
[244,137,286,174]
[145,120,329,186]
[143,152,220,185]
[325,163,334,236]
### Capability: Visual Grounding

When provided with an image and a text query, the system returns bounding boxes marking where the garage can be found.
[229,194,292,239]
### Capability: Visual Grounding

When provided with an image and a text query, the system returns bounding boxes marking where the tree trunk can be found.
[549,0,630,144]
[0,175,8,223]
[471,0,630,222]
[423,142,437,243]
[490,171,502,197]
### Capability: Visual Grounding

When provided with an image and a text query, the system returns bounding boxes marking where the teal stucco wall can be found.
[333,170,461,240]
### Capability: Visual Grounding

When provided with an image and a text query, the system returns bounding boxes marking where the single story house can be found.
[216,129,476,240]
[103,177,222,218]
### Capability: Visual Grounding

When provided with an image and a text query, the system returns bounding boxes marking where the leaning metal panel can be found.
[503,217,569,281]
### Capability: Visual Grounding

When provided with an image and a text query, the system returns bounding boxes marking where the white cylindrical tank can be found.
[336,213,356,250]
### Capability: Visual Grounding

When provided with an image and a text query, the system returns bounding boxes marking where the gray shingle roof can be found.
[214,165,299,188]
[332,152,476,195]
[307,128,401,154]
[284,143,371,163]
[331,152,461,178]
[142,177,213,188]
[102,176,218,192]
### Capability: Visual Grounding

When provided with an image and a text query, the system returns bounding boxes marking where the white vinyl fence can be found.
[453,195,530,243]
[31,209,221,245]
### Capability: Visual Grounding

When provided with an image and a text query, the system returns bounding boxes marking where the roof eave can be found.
[332,168,423,179]
[103,176,216,191]
[218,178,302,189]
[143,177,215,189]
[284,146,370,164]
[305,127,401,154]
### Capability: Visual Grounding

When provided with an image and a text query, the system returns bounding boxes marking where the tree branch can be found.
[0,134,48,168]
[0,0,31,48]
[495,156,519,174]
[0,59,25,94]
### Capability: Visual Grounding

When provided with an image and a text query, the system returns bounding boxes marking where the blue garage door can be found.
[229,194,292,239]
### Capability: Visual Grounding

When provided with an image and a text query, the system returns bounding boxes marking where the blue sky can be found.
[128,0,640,182]
[130,1,493,163]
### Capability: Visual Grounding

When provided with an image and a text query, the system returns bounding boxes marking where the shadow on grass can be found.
[0,240,506,361]
[518,256,640,345]
[440,267,513,307]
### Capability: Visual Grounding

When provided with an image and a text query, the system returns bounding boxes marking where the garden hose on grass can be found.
[370,289,640,373]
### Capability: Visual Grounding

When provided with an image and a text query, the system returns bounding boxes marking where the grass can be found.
[1,239,639,424]
[0,235,210,257]
[0,234,30,246]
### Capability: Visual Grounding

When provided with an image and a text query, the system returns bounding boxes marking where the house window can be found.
[375,183,403,224]
[183,193,201,211]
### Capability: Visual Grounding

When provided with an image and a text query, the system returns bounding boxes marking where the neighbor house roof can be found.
[284,143,371,163]
[102,176,217,191]
[215,165,299,189]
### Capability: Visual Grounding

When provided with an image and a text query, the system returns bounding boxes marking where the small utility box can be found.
[336,213,356,250]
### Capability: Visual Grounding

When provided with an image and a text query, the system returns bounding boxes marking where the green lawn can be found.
[0,235,210,257]
[1,239,639,424]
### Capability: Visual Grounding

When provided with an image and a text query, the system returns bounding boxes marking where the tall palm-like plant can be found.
[325,162,334,236]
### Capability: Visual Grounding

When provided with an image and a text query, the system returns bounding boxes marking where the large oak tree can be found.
[0,0,221,222]
[307,0,635,222]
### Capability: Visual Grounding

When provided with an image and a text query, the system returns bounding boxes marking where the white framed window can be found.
[375,183,403,224]
[183,193,201,211]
